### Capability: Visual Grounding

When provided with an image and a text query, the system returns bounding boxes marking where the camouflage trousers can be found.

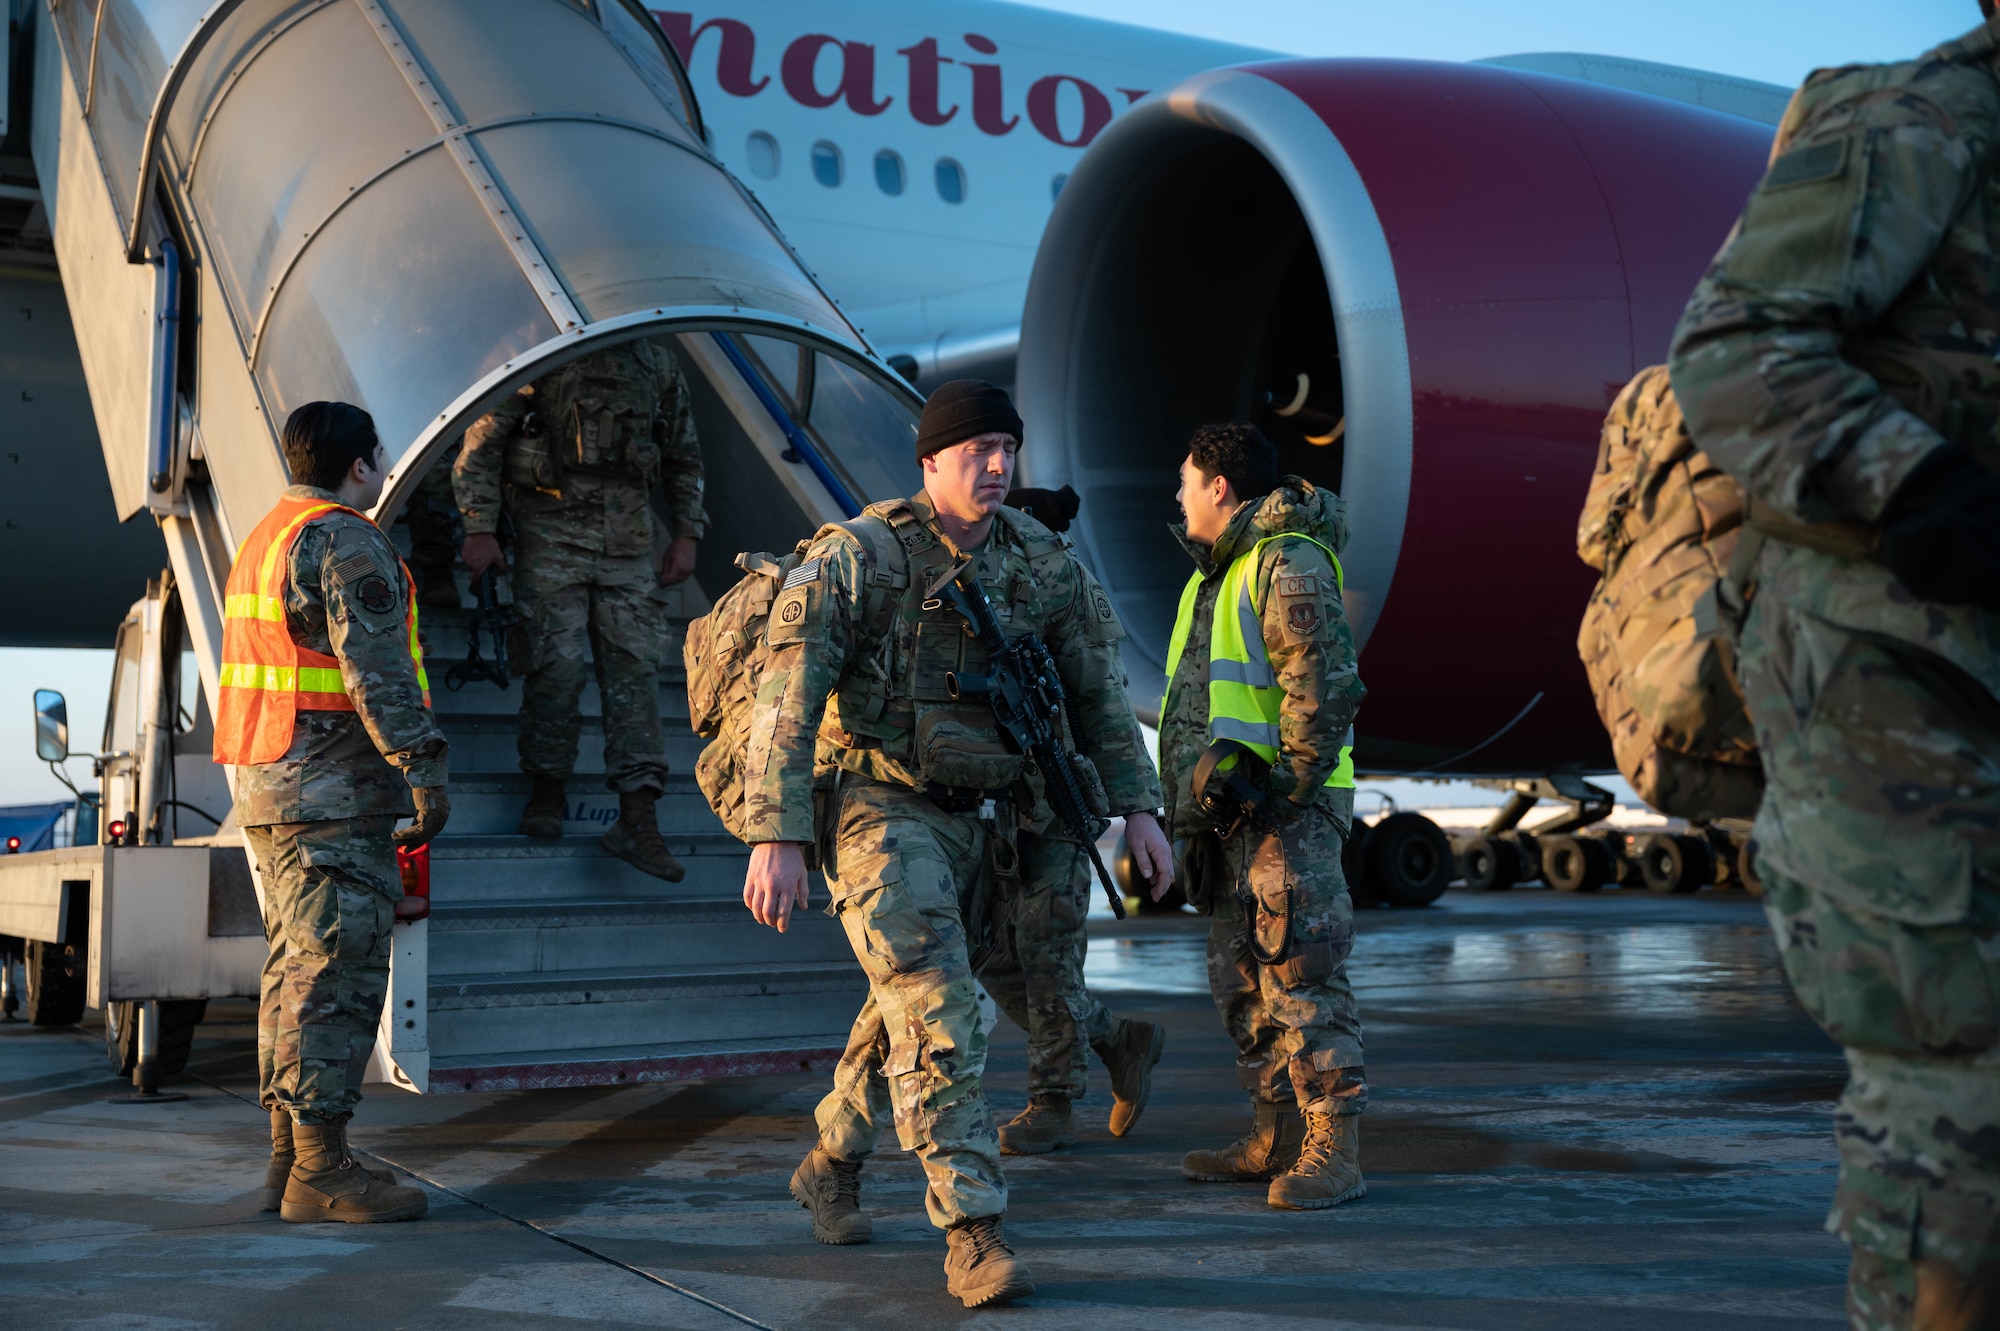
[814,781,1006,1228]
[1737,591,2000,1321]
[980,828,1123,1101]
[245,816,400,1125]
[1186,803,1367,1113]
[512,523,666,795]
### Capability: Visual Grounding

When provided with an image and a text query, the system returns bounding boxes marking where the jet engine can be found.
[1019,60,1773,775]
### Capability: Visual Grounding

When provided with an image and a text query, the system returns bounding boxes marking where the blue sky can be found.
[1034,0,1976,90]
[0,0,1981,805]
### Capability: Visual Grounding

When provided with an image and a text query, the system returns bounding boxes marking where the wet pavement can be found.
[0,887,1848,1328]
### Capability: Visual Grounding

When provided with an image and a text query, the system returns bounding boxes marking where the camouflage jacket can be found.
[741,491,1162,844]
[1159,478,1366,841]
[1669,18,2000,700]
[454,339,705,558]
[232,486,450,826]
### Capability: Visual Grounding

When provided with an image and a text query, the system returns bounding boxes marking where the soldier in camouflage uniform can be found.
[739,380,1173,1308]
[1159,425,1369,1212]
[223,402,447,1224]
[454,338,704,881]
[979,826,1167,1154]
[1670,13,2000,1325]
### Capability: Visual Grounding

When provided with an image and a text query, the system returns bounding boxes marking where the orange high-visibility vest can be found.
[213,494,429,766]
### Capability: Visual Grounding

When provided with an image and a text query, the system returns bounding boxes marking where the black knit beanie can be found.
[916,379,1023,461]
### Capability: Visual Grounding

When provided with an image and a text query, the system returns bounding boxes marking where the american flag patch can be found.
[781,559,822,591]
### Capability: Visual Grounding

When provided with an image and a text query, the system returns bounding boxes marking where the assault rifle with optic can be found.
[940,565,1128,920]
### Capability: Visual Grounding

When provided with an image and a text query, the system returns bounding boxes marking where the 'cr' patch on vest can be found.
[356,575,398,615]
[1287,602,1319,635]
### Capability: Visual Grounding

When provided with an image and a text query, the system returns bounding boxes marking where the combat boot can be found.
[1093,1018,1165,1137]
[1180,1099,1306,1181]
[280,1118,428,1224]
[998,1094,1075,1156]
[1267,1110,1366,1210]
[261,1107,392,1211]
[600,791,685,882]
[518,776,567,839]
[788,1144,871,1244]
[944,1215,1035,1308]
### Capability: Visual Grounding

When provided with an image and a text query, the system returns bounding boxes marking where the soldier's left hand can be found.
[1125,811,1175,901]
[657,535,699,586]
[394,786,451,849]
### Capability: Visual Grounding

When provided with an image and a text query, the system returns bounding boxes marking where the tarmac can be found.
[0,886,1848,1329]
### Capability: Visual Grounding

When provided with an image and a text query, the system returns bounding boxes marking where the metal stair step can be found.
[426,833,757,901]
[439,773,718,836]
[430,715,709,772]
[427,896,851,972]
[426,960,867,1058]
[428,678,691,719]
[426,1032,853,1093]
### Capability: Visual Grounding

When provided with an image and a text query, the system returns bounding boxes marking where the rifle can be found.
[445,568,515,691]
[941,565,1128,920]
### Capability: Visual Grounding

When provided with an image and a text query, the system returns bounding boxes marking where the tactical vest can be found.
[214,496,428,766]
[1163,534,1356,789]
[825,497,1089,793]
[504,343,670,492]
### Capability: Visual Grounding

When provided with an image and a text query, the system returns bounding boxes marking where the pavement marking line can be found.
[181,1070,777,1331]
[362,1147,780,1331]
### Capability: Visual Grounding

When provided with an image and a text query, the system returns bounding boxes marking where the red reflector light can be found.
[5,837,19,852]
[107,820,126,841]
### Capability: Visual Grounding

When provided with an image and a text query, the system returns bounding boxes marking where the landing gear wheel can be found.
[1344,821,1379,906]
[1542,834,1613,893]
[1737,838,1764,897]
[1508,832,1543,886]
[1365,813,1452,908]
[1639,833,1712,894]
[23,939,86,1027]
[104,1000,207,1079]
[1460,836,1520,892]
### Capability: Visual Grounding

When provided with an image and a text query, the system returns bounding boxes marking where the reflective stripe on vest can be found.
[213,496,429,766]
[1162,533,1355,789]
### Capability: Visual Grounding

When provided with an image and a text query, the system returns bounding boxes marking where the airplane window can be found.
[936,158,966,205]
[874,149,905,196]
[811,141,844,188]
[1051,173,1069,202]
[747,131,780,180]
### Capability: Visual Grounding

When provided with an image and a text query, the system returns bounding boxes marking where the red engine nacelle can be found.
[1019,59,1772,776]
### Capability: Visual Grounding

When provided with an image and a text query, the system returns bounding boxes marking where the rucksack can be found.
[1575,364,1763,821]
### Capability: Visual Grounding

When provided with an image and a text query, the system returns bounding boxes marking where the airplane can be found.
[0,0,1795,1090]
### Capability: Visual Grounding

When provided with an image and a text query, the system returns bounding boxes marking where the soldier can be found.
[215,401,447,1224]
[739,379,1173,1308]
[454,338,704,881]
[1159,424,1368,1212]
[980,836,1166,1155]
[1670,11,2000,1325]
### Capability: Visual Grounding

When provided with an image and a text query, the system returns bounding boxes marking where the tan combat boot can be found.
[261,1108,393,1211]
[600,791,686,882]
[944,1215,1035,1308]
[1267,1110,1365,1210]
[1180,1100,1306,1181]
[1092,1019,1165,1137]
[788,1145,871,1244]
[998,1094,1075,1156]
[518,776,567,839]
[280,1118,428,1223]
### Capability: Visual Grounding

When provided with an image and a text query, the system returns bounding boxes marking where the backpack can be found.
[1575,364,1763,822]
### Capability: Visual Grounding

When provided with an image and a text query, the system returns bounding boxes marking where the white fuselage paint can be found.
[652,0,1276,366]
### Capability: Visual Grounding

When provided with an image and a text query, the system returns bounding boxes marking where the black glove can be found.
[393,786,451,849]
[1250,794,1308,837]
[1003,485,1081,533]
[1877,446,2000,613]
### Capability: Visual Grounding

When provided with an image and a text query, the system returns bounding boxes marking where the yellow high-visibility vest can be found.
[1163,533,1355,789]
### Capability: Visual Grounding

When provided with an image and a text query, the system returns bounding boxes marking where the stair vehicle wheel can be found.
[23,939,87,1027]
[1365,813,1453,908]
[1639,833,1710,894]
[1460,836,1519,892]
[104,1000,208,1079]
[1542,834,1611,893]
[1344,819,1380,906]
